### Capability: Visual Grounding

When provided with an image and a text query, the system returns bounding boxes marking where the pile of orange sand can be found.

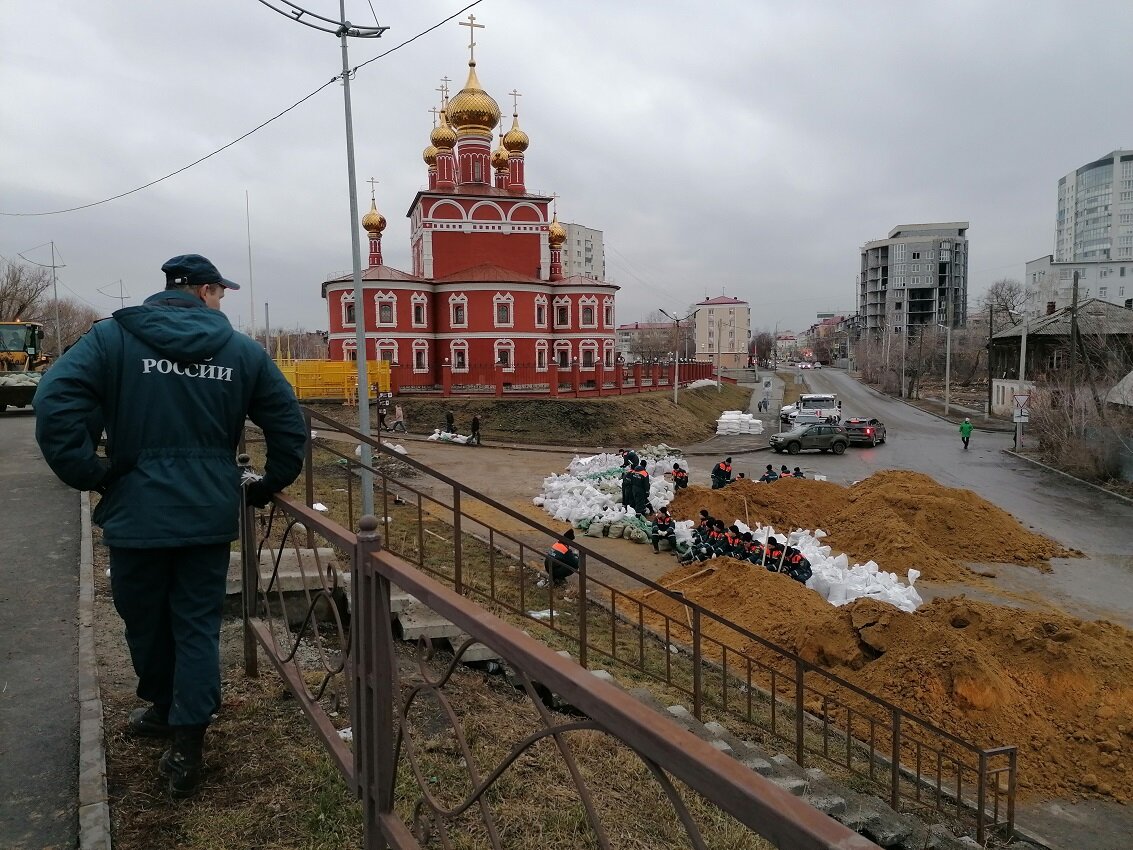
[631,559,1133,802]
[669,470,1075,581]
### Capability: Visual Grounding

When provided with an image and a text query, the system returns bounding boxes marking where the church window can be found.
[450,294,468,328]
[375,291,397,327]
[450,340,469,372]
[554,297,571,328]
[536,340,548,371]
[376,339,397,363]
[411,294,428,327]
[495,339,515,371]
[493,293,514,328]
[341,292,356,327]
[413,340,428,372]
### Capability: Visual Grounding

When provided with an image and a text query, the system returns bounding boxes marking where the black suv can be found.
[769,423,849,455]
[842,417,887,447]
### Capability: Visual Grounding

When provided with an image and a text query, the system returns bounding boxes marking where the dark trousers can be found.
[109,543,230,726]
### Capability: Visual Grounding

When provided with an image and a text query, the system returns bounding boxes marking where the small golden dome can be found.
[446,62,501,137]
[430,111,457,149]
[422,144,438,166]
[362,198,386,233]
[548,213,566,247]
[491,143,509,170]
[502,114,529,153]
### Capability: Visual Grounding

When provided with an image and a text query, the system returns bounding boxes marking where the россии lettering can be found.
[140,359,234,382]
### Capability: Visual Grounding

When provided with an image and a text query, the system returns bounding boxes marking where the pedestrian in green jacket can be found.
[959,417,974,450]
[34,254,306,798]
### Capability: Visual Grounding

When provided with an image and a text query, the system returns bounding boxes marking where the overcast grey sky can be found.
[2,0,1130,335]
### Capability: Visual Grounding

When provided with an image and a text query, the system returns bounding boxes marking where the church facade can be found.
[323,25,619,393]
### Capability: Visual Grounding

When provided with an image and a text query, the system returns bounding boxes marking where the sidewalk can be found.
[0,414,96,849]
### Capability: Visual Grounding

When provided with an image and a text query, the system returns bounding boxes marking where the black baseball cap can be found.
[161,254,240,290]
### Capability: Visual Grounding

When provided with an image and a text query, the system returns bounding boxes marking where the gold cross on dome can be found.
[429,106,440,127]
[459,14,484,63]
[509,88,522,115]
[436,76,451,104]
[367,177,379,202]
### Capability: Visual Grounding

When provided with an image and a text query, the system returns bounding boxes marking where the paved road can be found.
[0,411,80,848]
[777,369,1133,628]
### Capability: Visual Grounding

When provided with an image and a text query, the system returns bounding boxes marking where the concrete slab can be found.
[396,601,463,641]
[226,547,343,595]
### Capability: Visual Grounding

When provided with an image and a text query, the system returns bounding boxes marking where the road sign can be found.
[1012,393,1030,412]
[1013,408,1030,423]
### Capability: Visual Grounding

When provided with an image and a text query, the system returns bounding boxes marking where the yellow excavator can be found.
[0,320,50,412]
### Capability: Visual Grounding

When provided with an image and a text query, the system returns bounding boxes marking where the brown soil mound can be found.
[669,470,1072,581]
[632,560,1133,801]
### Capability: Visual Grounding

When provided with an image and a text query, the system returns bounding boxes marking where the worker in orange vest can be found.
[710,456,732,489]
[544,528,579,585]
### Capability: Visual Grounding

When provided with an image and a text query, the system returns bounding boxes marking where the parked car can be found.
[812,362,823,369]
[843,417,887,447]
[769,423,850,455]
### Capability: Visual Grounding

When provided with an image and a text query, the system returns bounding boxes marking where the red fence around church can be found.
[388,360,719,398]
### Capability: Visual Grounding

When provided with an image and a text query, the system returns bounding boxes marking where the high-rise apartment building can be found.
[693,295,751,368]
[562,223,605,280]
[858,223,969,336]
[1055,150,1133,262]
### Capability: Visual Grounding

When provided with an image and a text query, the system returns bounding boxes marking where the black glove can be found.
[244,480,275,508]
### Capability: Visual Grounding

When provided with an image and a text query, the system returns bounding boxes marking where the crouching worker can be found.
[710,456,733,489]
[670,463,689,489]
[651,507,676,553]
[783,544,812,584]
[544,528,580,585]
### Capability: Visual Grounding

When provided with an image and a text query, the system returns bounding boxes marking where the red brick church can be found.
[322,19,619,393]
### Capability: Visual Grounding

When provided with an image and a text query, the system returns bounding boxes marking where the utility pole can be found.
[256,1,387,516]
[659,308,697,405]
[1068,270,1080,392]
[943,295,952,415]
[246,190,256,343]
[986,303,994,419]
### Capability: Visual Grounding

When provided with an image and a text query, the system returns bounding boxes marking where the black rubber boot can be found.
[127,705,173,738]
[158,725,206,798]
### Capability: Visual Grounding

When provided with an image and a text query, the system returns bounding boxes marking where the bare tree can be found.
[752,329,774,364]
[629,310,677,362]
[979,278,1028,326]
[40,299,104,355]
[0,258,53,321]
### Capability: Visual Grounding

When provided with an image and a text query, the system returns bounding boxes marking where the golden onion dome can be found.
[502,114,529,153]
[548,213,566,247]
[430,111,457,149]
[491,143,509,170]
[446,62,501,137]
[361,198,386,233]
[422,143,438,166]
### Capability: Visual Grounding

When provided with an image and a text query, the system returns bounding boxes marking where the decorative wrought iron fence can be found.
[241,407,1019,845]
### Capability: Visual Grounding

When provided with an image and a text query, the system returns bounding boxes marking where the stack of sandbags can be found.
[715,410,764,435]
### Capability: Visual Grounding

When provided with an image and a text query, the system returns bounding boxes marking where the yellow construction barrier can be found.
[274,359,391,402]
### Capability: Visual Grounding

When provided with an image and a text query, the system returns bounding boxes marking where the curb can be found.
[1005,450,1133,507]
[77,491,112,850]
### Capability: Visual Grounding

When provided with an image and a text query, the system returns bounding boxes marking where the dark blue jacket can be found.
[34,290,306,548]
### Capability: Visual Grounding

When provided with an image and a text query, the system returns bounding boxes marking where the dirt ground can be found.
[307,382,753,448]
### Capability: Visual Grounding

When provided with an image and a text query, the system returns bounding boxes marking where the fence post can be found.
[548,363,559,397]
[441,360,453,397]
[692,607,702,720]
[615,363,624,395]
[495,366,504,398]
[595,363,605,397]
[891,711,902,812]
[352,515,388,850]
[237,454,258,678]
[651,363,660,387]
[577,551,588,669]
[632,362,643,391]
[453,487,463,593]
[975,750,988,846]
[571,359,581,396]
[795,658,805,766]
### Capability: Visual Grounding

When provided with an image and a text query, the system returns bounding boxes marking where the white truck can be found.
[780,393,842,425]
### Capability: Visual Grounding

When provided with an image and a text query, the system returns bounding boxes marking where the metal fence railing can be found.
[241,407,1018,845]
[237,460,883,849]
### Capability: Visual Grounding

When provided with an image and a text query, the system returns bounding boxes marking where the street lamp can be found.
[257,1,387,516]
[659,308,697,405]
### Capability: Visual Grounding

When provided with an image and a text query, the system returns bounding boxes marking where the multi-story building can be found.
[858,222,969,337]
[693,295,750,368]
[322,36,617,384]
[1055,150,1133,263]
[1025,255,1133,313]
[562,223,605,280]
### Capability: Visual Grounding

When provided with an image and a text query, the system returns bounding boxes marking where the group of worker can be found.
[758,464,805,483]
[676,510,812,584]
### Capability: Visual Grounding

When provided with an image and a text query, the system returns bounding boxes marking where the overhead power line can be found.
[0,0,483,218]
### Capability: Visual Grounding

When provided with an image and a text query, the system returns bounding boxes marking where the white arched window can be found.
[535,339,549,371]
[340,291,356,327]
[579,296,598,329]
[374,291,397,327]
[494,338,516,371]
[375,339,398,364]
[411,293,428,328]
[603,297,615,328]
[534,294,548,328]
[493,292,514,328]
[449,339,469,372]
[412,339,429,372]
[553,295,571,329]
[554,340,572,368]
[341,339,358,362]
[579,339,599,369]
[449,293,468,328]
[603,339,615,368]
